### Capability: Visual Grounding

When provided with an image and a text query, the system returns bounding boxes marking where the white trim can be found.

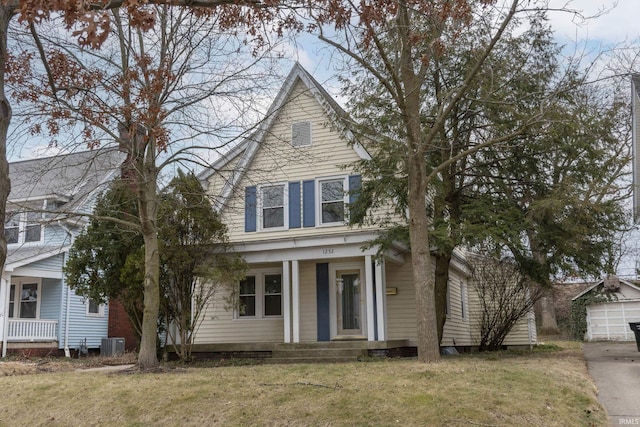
[365,255,375,341]
[1,276,9,358]
[292,260,300,343]
[316,176,348,227]
[257,182,289,232]
[375,259,386,341]
[282,261,291,343]
[329,261,367,340]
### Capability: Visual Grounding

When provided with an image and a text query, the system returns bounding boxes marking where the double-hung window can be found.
[259,184,287,230]
[318,177,347,225]
[9,280,40,319]
[4,211,43,245]
[237,270,282,318]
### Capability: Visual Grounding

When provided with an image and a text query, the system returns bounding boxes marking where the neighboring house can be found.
[572,277,640,341]
[0,148,125,357]
[194,63,536,357]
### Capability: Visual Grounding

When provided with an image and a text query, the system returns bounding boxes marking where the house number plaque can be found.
[322,248,334,255]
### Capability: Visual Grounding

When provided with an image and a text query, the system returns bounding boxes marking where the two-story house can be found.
[194,64,536,359]
[0,148,125,357]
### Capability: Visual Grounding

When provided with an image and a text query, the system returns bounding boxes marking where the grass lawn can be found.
[0,341,606,426]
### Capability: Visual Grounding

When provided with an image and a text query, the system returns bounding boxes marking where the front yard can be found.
[0,342,606,426]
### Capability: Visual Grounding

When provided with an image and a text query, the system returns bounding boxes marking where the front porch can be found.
[7,319,58,342]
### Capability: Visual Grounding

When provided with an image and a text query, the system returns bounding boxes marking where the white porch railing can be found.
[7,319,58,342]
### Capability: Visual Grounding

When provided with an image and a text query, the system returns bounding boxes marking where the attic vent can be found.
[603,276,620,291]
[291,121,311,147]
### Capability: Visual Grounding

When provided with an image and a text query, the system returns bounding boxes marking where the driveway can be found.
[583,342,640,426]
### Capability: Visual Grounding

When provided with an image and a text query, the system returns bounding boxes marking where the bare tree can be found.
[7,5,280,368]
[469,255,543,351]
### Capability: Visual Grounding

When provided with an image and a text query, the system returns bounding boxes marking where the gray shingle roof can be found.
[8,147,125,214]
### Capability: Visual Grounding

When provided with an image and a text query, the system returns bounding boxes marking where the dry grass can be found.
[0,342,606,426]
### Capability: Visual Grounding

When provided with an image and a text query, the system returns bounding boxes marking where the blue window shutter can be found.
[303,180,315,227]
[316,263,330,341]
[289,182,301,228]
[245,186,257,232]
[349,174,361,205]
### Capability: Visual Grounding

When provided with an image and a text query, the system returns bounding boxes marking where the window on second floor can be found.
[318,177,347,225]
[5,212,43,245]
[259,184,287,230]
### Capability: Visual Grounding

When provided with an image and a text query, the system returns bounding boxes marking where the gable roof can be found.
[198,63,370,209]
[8,147,125,215]
[572,277,640,301]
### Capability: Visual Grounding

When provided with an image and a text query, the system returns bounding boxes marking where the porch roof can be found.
[5,246,68,272]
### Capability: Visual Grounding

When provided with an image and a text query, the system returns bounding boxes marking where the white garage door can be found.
[586,301,640,341]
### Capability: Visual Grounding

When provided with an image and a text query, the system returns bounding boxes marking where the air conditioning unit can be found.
[101,337,125,356]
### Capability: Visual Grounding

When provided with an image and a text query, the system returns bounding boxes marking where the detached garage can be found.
[572,278,640,341]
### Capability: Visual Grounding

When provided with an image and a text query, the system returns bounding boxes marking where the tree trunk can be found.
[136,148,160,369]
[0,7,14,277]
[434,254,451,344]
[408,159,440,362]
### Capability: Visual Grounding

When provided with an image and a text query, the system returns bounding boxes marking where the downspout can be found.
[62,252,71,358]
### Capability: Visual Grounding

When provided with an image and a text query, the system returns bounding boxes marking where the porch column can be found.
[282,260,291,343]
[375,259,386,341]
[1,274,10,358]
[292,260,300,343]
[365,255,375,341]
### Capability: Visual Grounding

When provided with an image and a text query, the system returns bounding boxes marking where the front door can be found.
[329,262,367,338]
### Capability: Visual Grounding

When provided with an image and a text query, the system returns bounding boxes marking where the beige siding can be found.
[195,290,284,344]
[467,280,536,347]
[441,271,474,346]
[385,260,418,344]
[221,80,379,243]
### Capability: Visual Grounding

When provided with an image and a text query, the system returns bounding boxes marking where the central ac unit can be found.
[101,337,125,356]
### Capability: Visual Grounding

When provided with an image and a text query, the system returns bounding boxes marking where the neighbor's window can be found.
[5,213,19,244]
[260,184,286,229]
[291,121,312,147]
[319,178,346,225]
[24,212,42,243]
[4,212,42,244]
[87,298,104,317]
[9,281,40,319]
